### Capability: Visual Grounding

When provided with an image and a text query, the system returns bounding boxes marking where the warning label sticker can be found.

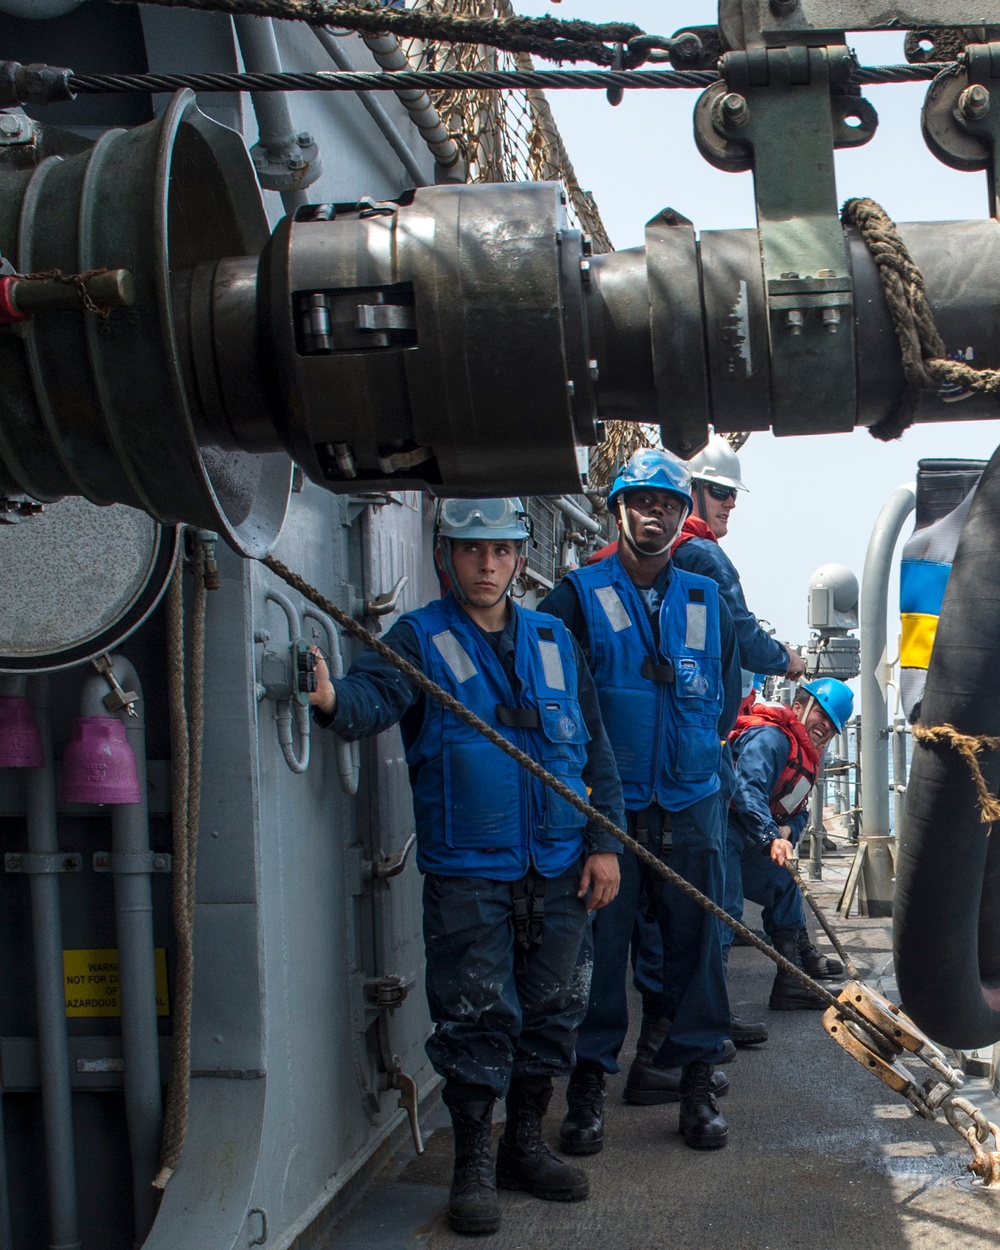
[63,948,169,1018]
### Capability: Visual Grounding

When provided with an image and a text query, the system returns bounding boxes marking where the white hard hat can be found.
[684,434,748,493]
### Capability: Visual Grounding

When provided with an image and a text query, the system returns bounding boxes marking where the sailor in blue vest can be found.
[308,498,624,1237]
[541,449,741,1154]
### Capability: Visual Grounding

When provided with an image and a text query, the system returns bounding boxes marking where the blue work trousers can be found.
[422,863,592,1098]
[721,822,805,960]
[651,792,731,1070]
[574,809,666,1074]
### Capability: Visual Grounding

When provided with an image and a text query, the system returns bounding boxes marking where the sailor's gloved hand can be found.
[308,647,338,718]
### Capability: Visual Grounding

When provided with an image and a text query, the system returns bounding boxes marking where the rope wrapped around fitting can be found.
[843,197,1000,439]
[912,722,1000,826]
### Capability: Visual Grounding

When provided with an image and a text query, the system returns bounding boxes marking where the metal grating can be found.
[525,496,558,589]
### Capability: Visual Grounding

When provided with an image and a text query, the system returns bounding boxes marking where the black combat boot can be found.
[559,1062,606,1155]
[496,1076,589,1201]
[729,1014,768,1047]
[798,927,844,980]
[625,1013,732,1104]
[677,1062,729,1150]
[443,1084,501,1235]
[768,927,830,1011]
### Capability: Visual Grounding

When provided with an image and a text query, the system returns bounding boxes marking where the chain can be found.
[109,0,649,67]
[944,1097,1000,1184]
[15,268,113,317]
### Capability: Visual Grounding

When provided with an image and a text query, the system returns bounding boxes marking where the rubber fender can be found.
[894,442,1000,1050]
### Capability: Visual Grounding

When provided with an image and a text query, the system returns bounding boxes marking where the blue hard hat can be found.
[436,497,530,541]
[801,678,854,733]
[608,448,693,512]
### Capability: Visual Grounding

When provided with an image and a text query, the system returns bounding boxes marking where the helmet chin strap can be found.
[618,503,688,559]
[796,695,816,724]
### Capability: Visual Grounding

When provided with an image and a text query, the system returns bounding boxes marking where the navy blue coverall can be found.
[316,599,624,1097]
[540,561,741,1071]
[722,724,809,961]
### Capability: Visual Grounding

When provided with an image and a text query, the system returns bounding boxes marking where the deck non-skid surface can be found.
[330,850,1000,1249]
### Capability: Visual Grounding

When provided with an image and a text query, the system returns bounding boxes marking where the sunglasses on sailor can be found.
[704,483,738,502]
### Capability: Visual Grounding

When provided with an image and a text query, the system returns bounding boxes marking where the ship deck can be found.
[327,844,1000,1250]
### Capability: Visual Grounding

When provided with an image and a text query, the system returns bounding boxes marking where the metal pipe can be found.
[859,483,915,915]
[25,675,82,1250]
[78,659,162,1243]
[234,16,320,212]
[312,30,429,188]
[554,495,602,536]
[356,32,465,176]
[806,759,825,881]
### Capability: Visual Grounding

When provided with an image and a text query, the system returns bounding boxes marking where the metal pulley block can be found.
[921,40,1000,220]
[822,980,963,1118]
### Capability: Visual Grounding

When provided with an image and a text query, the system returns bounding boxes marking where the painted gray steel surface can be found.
[0,8,440,1247]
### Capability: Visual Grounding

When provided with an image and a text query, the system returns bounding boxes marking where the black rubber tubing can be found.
[895,439,1000,1050]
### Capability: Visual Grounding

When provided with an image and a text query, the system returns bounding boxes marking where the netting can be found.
[401,0,612,252]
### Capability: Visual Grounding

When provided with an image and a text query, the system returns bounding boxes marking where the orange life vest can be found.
[730,703,820,820]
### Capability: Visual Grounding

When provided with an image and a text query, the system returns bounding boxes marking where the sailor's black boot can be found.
[798,927,844,980]
[729,1014,768,1047]
[769,927,829,1011]
[678,1062,729,1150]
[497,1077,589,1201]
[443,1084,501,1235]
[625,1013,731,1104]
[559,1062,606,1156]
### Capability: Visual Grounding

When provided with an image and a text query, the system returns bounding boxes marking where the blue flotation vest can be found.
[401,594,591,880]
[566,554,723,811]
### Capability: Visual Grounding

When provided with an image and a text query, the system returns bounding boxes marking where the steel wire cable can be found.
[66,63,949,96]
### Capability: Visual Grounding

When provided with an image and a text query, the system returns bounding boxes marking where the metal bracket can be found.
[363,973,415,1010]
[366,832,417,882]
[92,653,139,717]
[695,44,863,436]
[93,851,172,874]
[5,852,82,874]
[365,575,408,618]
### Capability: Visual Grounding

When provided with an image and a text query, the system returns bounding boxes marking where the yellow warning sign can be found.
[63,948,169,1018]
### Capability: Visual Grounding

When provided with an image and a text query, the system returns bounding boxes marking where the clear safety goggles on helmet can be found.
[436,497,531,541]
[620,447,692,489]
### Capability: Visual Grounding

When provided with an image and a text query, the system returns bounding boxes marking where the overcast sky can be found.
[517,0,1000,694]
